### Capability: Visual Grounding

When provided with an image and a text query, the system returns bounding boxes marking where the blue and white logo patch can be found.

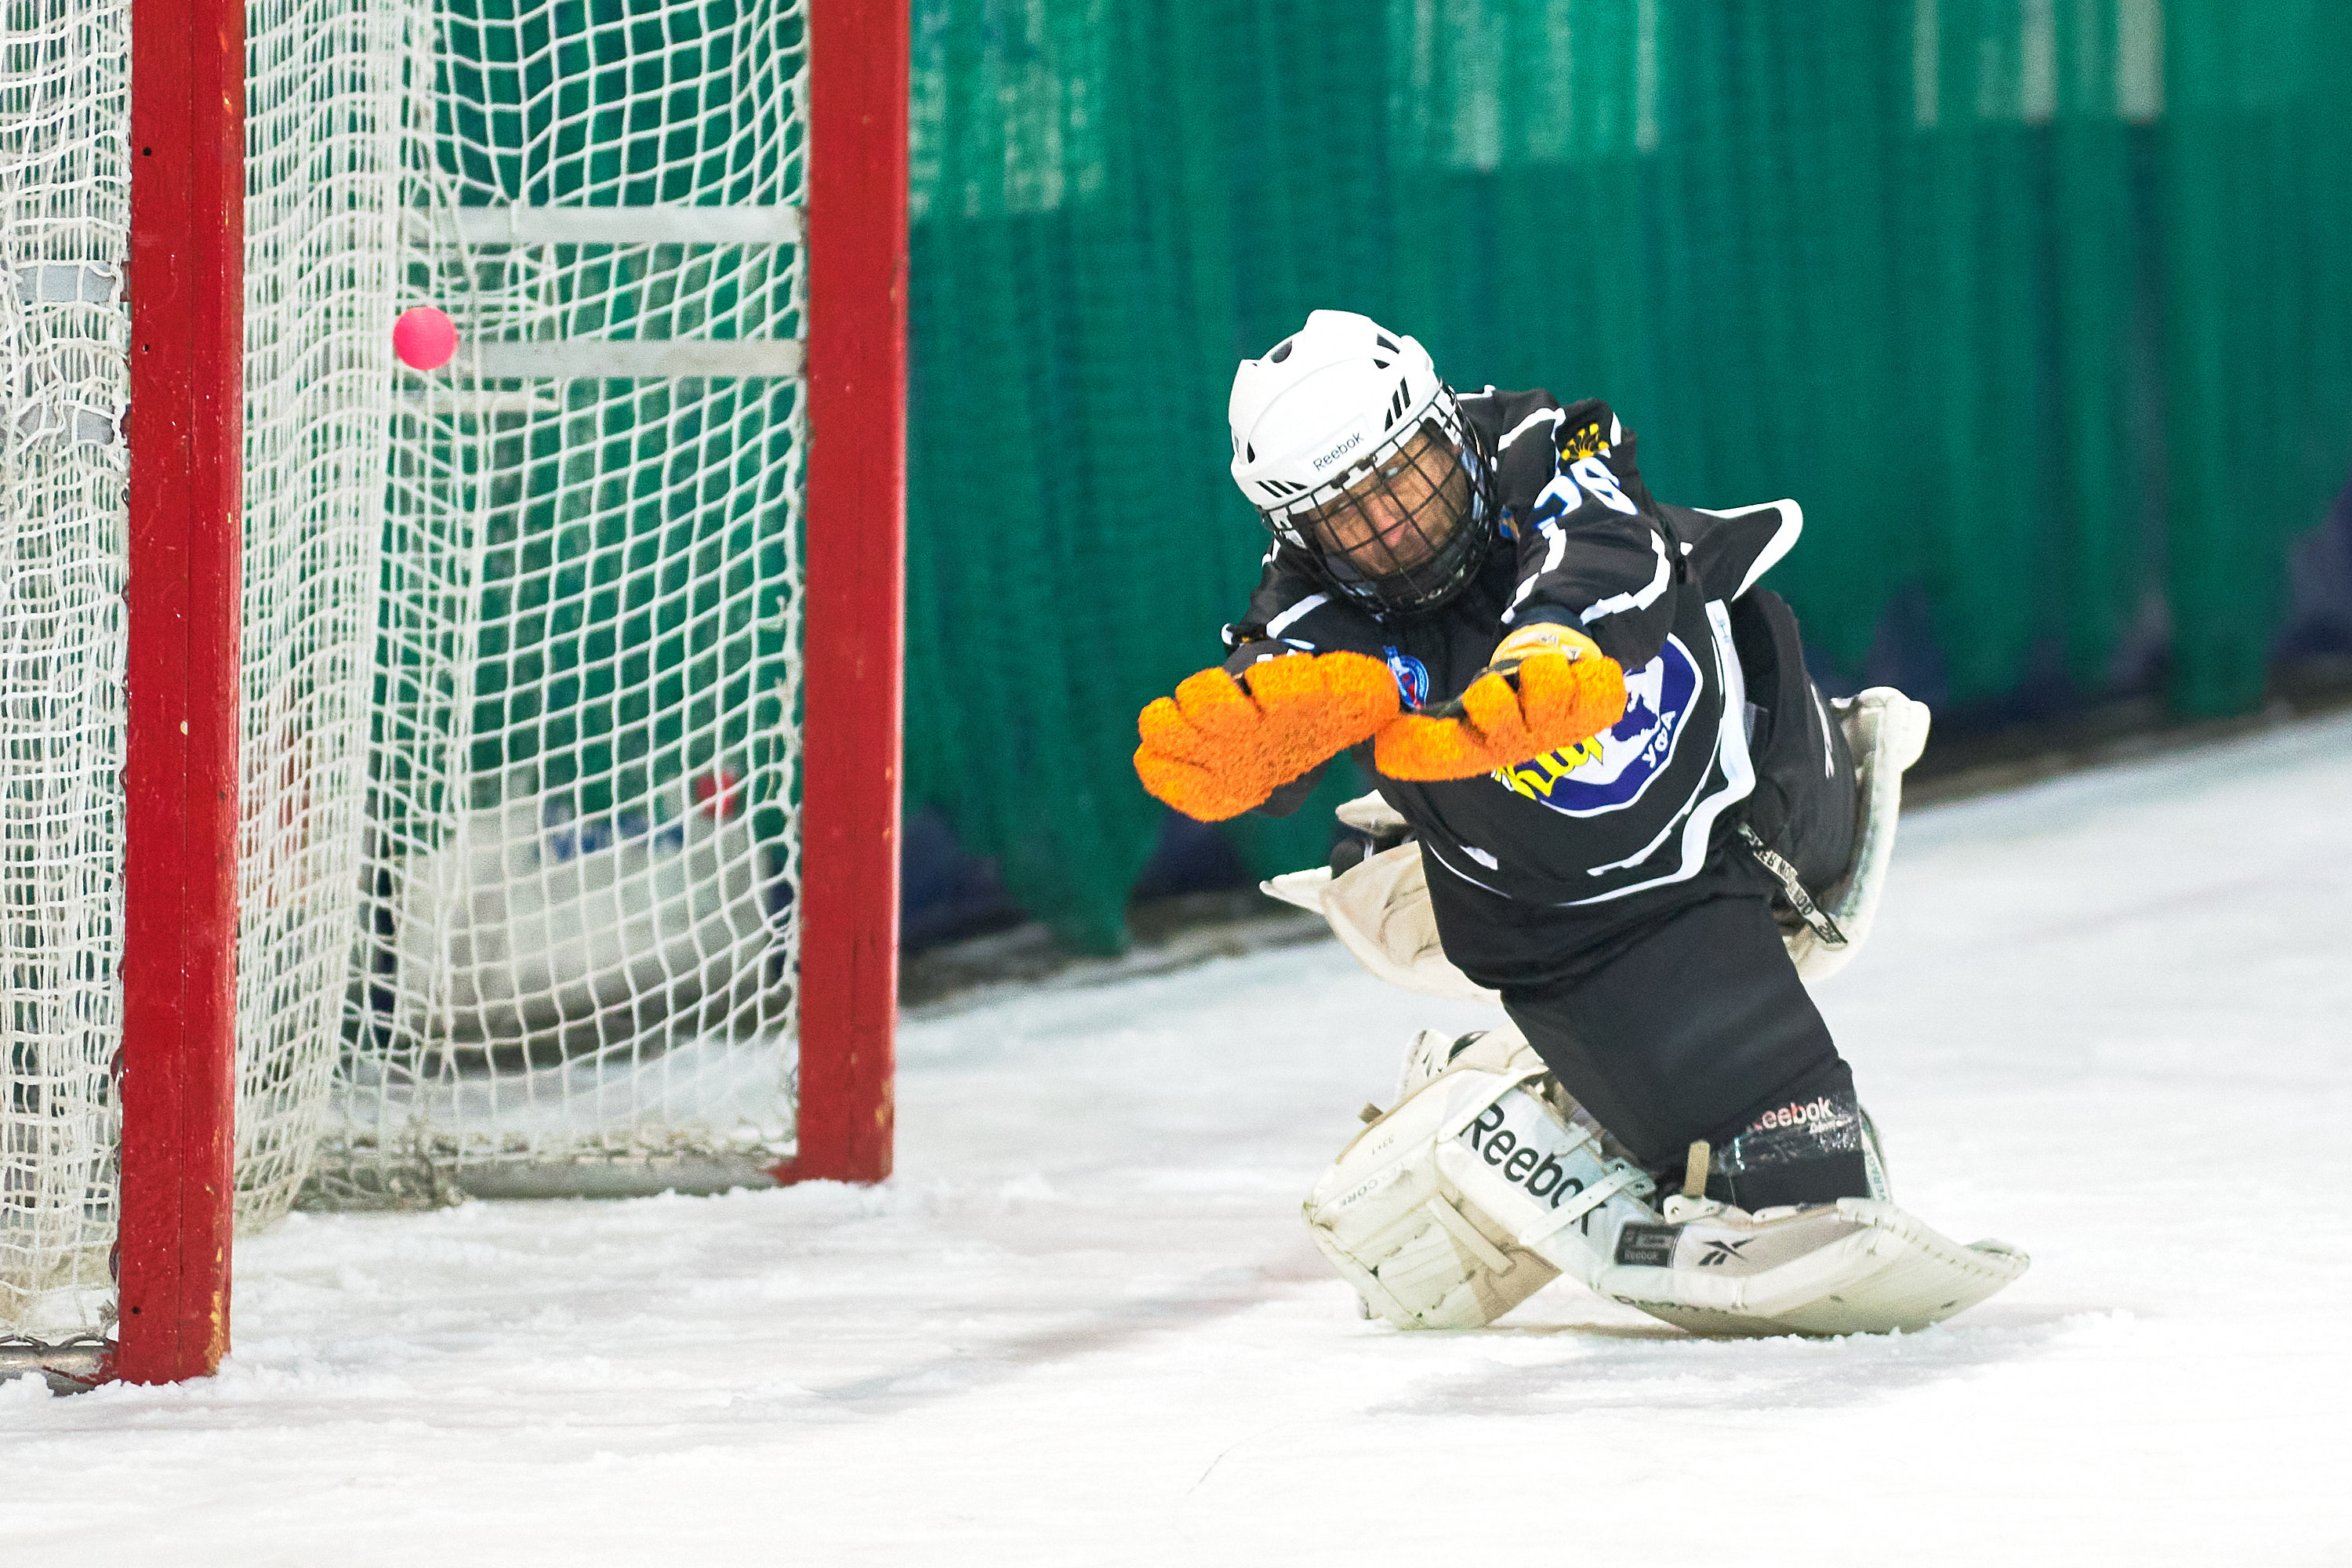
[1490,634,1703,815]
[1384,646,1432,711]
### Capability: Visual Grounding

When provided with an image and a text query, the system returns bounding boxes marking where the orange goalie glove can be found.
[1134,650,1400,822]
[1374,624,1628,781]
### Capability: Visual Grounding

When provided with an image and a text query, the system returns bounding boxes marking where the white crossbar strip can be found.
[465,339,805,380]
[452,204,804,247]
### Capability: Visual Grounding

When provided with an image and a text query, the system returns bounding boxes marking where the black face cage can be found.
[1258,387,1499,619]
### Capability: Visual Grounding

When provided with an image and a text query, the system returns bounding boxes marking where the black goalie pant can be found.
[1499,893,1867,1208]
[1490,592,1869,1207]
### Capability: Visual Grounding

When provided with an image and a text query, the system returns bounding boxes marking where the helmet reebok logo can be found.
[1310,430,1364,472]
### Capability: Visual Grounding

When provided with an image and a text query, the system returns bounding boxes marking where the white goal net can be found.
[1,0,136,1340]
[4,0,808,1344]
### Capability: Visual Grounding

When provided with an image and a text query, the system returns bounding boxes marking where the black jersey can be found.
[1221,390,1802,960]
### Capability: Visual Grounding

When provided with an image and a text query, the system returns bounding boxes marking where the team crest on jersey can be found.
[1383,646,1431,710]
[1490,634,1702,814]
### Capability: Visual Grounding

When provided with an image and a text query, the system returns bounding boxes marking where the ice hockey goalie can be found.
[1138,310,2028,1337]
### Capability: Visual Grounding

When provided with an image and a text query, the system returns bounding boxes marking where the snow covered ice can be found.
[11,716,2352,1566]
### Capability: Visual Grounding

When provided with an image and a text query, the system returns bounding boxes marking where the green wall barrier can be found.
[895,0,2352,953]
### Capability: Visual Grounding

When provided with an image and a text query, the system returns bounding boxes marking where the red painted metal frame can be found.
[778,0,906,1184]
[111,0,244,1382]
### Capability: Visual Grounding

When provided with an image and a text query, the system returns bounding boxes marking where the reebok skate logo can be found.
[1697,1237,1755,1268]
[1463,1102,1592,1214]
[1746,1096,1841,1134]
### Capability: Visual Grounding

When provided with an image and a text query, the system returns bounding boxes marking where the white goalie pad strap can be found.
[1430,1078,1663,1290]
[1788,688,1932,984]
[1420,1192,1514,1274]
[1517,1163,1651,1247]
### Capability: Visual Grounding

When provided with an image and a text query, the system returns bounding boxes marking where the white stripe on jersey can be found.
[1686,498,1806,598]
[1496,406,1566,451]
[1265,592,1330,640]
[1577,530,1673,624]
[1555,599,1756,907]
[1499,507,1573,626]
[1422,837,1509,898]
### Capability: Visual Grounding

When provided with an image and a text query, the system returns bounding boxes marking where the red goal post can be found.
[786,0,908,1188]
[65,0,906,1388]
[112,0,245,1389]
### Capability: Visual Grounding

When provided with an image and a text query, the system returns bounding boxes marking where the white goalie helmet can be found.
[1229,310,1497,617]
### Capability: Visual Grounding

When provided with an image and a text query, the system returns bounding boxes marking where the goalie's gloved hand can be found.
[1134,651,1399,822]
[1373,623,1627,782]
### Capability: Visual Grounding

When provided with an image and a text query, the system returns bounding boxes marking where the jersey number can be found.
[1570,456,1639,516]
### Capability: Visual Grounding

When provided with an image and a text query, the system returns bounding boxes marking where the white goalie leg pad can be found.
[1305,1060,1662,1330]
[1391,1020,1555,1103]
[1392,1027,1468,1104]
[1788,688,1932,984]
[1313,1055,2028,1336]
[1305,1056,1638,1330]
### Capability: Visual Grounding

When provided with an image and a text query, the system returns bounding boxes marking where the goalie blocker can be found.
[1305,1030,2028,1337]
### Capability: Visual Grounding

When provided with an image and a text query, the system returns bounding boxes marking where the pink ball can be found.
[393,306,459,370]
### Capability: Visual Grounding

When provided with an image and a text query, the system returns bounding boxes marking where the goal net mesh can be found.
[1,0,134,1339]
[3,0,806,1340]
[314,0,805,1207]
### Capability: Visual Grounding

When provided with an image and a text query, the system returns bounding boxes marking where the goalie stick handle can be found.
[1737,822,1848,947]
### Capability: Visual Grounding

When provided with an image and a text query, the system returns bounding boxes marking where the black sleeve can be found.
[1211,544,1388,818]
[1494,399,1680,672]
[1251,763,1330,818]
[1218,543,1391,673]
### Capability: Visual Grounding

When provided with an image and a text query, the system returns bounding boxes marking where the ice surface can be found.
[9,717,2352,1565]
